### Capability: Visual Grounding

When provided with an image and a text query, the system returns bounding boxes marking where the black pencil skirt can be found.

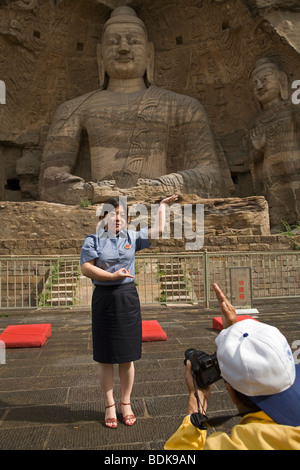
[91,282,142,364]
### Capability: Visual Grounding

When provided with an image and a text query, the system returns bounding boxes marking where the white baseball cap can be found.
[216,319,300,426]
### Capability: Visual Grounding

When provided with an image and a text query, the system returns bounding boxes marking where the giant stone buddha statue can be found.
[38,6,231,205]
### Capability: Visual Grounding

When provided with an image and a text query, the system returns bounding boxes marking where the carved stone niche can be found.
[0,145,22,202]
[16,148,41,200]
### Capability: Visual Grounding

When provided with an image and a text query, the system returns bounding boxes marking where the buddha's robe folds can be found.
[39,85,228,204]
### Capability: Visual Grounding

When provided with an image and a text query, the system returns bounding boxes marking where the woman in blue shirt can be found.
[81,195,177,428]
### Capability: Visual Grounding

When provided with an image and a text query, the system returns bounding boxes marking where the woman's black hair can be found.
[99,197,128,220]
[98,197,127,220]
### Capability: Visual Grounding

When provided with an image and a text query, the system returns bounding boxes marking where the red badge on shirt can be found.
[125,244,131,250]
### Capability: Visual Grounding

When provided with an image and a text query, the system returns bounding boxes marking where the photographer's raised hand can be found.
[213,283,237,329]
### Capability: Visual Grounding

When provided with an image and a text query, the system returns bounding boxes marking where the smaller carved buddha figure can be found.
[250,58,300,228]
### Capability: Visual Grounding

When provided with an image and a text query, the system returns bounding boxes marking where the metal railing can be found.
[0,251,300,309]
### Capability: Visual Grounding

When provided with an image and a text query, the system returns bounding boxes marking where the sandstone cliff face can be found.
[0,0,299,233]
[254,0,300,53]
[0,195,273,255]
[0,195,270,240]
[1,195,297,255]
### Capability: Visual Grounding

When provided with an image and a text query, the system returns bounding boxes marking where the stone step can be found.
[160,275,186,281]
[161,281,187,287]
[58,266,79,272]
[50,281,77,288]
[165,295,195,303]
[48,288,75,295]
[160,283,191,294]
[56,274,78,279]
[49,283,75,288]
[45,296,75,304]
[159,263,182,271]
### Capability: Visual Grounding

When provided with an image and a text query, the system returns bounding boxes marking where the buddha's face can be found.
[102,22,148,80]
[251,66,281,106]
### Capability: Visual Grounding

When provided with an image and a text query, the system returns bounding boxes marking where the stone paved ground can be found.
[0,299,299,451]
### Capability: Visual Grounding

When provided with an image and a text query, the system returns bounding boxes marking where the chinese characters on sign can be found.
[292,81,300,105]
[238,279,245,300]
[229,267,253,308]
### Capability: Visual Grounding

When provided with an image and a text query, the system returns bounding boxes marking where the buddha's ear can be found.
[97,43,108,89]
[278,70,289,101]
[145,41,154,86]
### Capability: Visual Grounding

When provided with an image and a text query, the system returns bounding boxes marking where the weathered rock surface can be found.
[0,195,278,254]
[0,196,269,239]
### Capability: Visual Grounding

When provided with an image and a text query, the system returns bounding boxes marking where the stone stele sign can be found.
[229,267,253,308]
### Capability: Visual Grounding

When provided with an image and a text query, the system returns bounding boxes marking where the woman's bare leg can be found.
[119,361,136,425]
[97,363,116,426]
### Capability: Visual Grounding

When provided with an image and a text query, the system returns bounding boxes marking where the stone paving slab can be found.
[0,300,299,450]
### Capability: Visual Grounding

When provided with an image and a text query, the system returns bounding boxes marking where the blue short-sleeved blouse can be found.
[80,227,151,285]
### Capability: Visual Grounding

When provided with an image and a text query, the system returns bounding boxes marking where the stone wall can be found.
[0,198,295,255]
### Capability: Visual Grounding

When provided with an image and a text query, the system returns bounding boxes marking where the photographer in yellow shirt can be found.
[165,284,300,450]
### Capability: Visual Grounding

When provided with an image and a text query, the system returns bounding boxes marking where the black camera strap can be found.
[190,374,210,430]
[190,374,252,430]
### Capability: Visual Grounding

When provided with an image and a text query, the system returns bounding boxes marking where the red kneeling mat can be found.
[142,320,167,342]
[213,315,258,332]
[0,324,52,348]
